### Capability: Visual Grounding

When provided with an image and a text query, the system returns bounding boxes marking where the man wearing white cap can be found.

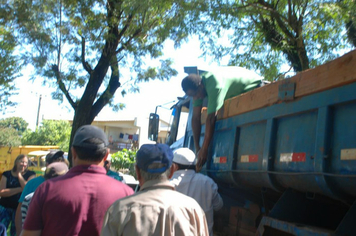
[171,148,223,236]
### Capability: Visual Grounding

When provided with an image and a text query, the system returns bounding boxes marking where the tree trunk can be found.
[67,98,96,167]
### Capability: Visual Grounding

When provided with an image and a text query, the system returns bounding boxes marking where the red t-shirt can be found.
[23,165,134,236]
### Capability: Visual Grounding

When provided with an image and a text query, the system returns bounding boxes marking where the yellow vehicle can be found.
[27,150,51,176]
[0,145,59,176]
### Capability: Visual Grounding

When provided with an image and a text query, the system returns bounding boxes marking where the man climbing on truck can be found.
[181,67,264,172]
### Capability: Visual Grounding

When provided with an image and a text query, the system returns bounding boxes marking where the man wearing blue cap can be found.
[21,125,134,236]
[101,143,209,236]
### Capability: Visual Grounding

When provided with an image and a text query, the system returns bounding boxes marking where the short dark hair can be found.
[46,151,66,165]
[73,138,108,162]
[181,74,202,93]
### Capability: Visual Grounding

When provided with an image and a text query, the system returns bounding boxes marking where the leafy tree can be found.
[22,120,71,152]
[186,0,355,81]
[0,127,21,147]
[0,25,20,112]
[0,117,28,147]
[111,148,137,178]
[0,117,28,135]
[5,0,195,162]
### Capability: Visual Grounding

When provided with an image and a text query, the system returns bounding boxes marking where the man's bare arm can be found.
[196,112,217,172]
[192,106,203,152]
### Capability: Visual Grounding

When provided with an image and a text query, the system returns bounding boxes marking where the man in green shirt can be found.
[181,67,264,172]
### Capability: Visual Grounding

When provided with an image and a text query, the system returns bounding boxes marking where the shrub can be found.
[111,148,137,178]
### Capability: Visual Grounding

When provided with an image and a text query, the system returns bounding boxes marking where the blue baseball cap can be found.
[136,144,173,173]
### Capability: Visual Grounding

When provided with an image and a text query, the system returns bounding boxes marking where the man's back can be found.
[101,179,208,236]
[200,67,263,114]
[24,165,134,236]
[171,170,223,235]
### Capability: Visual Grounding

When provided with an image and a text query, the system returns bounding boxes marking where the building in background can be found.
[65,116,171,153]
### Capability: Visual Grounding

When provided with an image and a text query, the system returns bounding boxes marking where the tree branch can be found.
[81,36,92,73]
[116,28,142,54]
[51,64,77,109]
[90,55,121,120]
[117,13,135,42]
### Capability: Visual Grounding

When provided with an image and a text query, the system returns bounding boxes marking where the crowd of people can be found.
[0,124,223,236]
[0,68,267,235]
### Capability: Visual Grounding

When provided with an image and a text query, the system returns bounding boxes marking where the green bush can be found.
[111,148,137,178]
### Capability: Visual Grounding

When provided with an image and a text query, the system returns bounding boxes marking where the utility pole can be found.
[36,94,42,129]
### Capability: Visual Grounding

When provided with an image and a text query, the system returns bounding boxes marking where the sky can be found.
[4,36,228,130]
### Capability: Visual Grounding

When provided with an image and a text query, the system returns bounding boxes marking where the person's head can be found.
[181,74,206,99]
[71,125,109,165]
[135,143,174,186]
[172,148,196,171]
[44,162,69,180]
[45,150,67,165]
[104,160,111,172]
[12,154,29,173]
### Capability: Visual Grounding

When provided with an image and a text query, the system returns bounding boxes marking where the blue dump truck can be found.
[149,50,356,236]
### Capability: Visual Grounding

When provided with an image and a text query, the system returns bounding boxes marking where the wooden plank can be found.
[220,49,356,119]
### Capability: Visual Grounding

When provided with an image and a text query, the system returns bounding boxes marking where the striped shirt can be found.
[21,192,35,226]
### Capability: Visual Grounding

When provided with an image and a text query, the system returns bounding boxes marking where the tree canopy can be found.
[3,0,356,158]
[5,0,195,161]
[0,117,29,135]
[0,25,21,112]
[22,120,71,152]
[0,117,28,147]
[0,127,21,147]
[184,0,355,81]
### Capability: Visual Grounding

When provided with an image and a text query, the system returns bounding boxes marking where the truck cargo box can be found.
[168,50,356,236]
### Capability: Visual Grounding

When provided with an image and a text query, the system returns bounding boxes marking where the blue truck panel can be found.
[185,82,356,203]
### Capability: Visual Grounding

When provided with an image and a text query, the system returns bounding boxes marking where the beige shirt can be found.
[101,179,209,236]
[171,170,223,236]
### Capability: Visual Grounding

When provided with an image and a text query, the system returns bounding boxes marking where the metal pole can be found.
[36,94,42,129]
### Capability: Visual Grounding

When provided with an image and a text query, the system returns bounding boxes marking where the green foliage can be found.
[4,0,193,153]
[0,117,28,146]
[0,26,21,112]
[22,120,71,152]
[5,0,188,113]
[0,127,21,147]
[111,148,137,178]
[184,0,355,81]
[0,117,29,135]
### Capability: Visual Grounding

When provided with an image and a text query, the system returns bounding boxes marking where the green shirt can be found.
[193,67,263,114]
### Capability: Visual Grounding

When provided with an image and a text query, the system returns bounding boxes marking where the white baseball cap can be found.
[173,148,196,165]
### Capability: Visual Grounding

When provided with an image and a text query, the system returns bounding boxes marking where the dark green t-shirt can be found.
[193,67,263,114]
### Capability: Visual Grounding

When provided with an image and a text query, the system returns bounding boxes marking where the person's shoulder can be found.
[195,173,218,185]
[107,170,120,177]
[104,176,134,193]
[201,71,216,81]
[25,170,36,177]
[2,170,11,177]
[27,176,44,184]
[24,192,35,201]
[171,190,202,208]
